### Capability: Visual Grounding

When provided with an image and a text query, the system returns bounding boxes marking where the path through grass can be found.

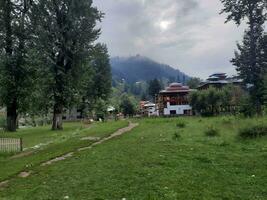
[1,117,267,200]
[0,120,128,181]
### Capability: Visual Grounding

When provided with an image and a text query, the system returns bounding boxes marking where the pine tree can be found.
[186,77,201,89]
[148,79,162,100]
[33,0,103,130]
[220,0,267,114]
[120,95,135,117]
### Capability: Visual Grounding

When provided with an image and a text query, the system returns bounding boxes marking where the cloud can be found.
[93,0,245,79]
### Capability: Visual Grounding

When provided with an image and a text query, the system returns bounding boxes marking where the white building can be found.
[144,103,158,117]
[163,103,192,116]
[140,101,158,117]
[157,83,193,116]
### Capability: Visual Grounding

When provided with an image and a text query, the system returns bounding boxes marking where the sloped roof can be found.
[160,82,190,94]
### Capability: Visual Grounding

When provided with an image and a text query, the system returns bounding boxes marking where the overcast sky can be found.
[93,0,247,79]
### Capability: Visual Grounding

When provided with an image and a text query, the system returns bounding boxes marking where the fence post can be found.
[20,138,23,152]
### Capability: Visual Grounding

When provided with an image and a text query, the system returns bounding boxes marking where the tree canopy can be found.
[0,0,37,131]
[32,0,103,129]
[221,0,267,114]
[0,0,111,131]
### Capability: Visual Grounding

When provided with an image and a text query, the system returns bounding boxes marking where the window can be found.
[170,110,177,115]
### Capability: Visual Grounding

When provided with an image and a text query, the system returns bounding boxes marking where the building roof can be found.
[107,106,116,112]
[209,73,226,77]
[198,73,243,89]
[144,103,156,107]
[160,82,191,94]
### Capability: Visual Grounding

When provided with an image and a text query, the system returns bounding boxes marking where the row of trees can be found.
[112,78,164,102]
[220,0,267,114]
[190,86,245,116]
[0,0,111,131]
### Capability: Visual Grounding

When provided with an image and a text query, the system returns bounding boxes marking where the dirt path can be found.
[78,122,138,151]
[0,122,138,189]
[42,122,138,165]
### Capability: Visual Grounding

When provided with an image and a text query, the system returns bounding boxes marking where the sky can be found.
[93,0,247,79]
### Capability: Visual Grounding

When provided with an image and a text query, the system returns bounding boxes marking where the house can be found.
[63,108,82,121]
[139,101,158,117]
[0,108,5,117]
[198,73,243,90]
[107,106,116,113]
[156,83,193,116]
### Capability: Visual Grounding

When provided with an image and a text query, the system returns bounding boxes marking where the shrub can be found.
[218,141,230,147]
[176,121,186,128]
[173,131,181,140]
[0,117,6,130]
[239,95,256,117]
[239,124,267,139]
[205,126,220,137]
[221,116,233,124]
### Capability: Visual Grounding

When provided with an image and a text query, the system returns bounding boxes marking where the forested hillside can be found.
[111,55,190,83]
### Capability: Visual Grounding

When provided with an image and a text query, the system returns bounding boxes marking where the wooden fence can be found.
[0,138,23,152]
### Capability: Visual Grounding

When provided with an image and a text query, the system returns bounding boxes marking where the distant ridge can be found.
[110,55,190,83]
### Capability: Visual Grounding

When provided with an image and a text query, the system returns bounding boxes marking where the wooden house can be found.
[156,83,193,116]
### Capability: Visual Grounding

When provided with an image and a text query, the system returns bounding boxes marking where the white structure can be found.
[144,103,158,117]
[157,83,193,116]
[163,103,192,116]
[107,106,116,113]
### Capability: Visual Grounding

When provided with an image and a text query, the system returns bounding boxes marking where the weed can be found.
[205,126,220,137]
[221,116,233,124]
[176,121,186,128]
[173,131,181,140]
[239,124,267,139]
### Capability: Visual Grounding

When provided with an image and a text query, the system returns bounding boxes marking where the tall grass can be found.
[205,126,220,137]
[239,124,267,139]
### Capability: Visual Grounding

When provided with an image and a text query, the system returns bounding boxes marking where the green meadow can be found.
[0,117,267,200]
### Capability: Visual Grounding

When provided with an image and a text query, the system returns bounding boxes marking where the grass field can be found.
[0,117,267,200]
[0,120,129,182]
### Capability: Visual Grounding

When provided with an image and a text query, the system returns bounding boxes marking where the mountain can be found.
[110,55,190,84]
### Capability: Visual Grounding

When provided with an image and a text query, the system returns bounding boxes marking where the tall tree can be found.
[79,43,112,117]
[261,34,267,107]
[33,0,103,130]
[90,44,112,103]
[262,73,267,109]
[220,0,267,114]
[148,79,162,100]
[120,94,136,117]
[0,0,35,131]
[186,77,201,89]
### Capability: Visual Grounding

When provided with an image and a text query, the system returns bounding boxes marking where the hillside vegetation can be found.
[111,55,190,83]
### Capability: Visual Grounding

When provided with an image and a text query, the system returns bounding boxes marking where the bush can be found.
[239,96,256,117]
[205,126,220,137]
[239,124,267,139]
[173,131,181,140]
[221,116,233,124]
[0,117,6,130]
[176,121,186,128]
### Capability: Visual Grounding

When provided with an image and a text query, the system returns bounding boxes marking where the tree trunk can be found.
[52,103,63,130]
[6,99,17,132]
